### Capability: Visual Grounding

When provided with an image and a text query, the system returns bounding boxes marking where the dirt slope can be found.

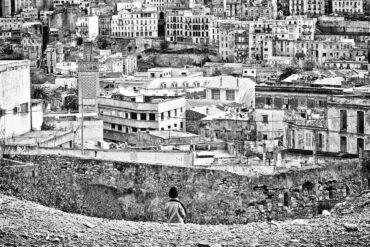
[0,193,369,247]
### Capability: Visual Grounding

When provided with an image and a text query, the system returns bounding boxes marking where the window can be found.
[111,124,116,129]
[340,136,347,153]
[318,133,323,151]
[262,115,268,123]
[357,138,364,154]
[263,134,268,140]
[266,97,272,106]
[180,122,183,129]
[340,110,347,131]
[131,112,137,120]
[140,113,147,121]
[149,113,155,121]
[161,113,164,120]
[20,103,28,113]
[132,127,137,132]
[211,89,220,100]
[226,90,235,101]
[118,125,122,131]
[357,111,364,134]
[305,132,312,147]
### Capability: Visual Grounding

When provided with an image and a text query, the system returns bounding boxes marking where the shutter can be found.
[274,97,283,109]
[290,98,299,109]
[256,96,265,108]
[307,99,315,108]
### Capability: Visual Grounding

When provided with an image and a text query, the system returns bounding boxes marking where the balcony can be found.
[98,97,159,111]
[102,114,158,129]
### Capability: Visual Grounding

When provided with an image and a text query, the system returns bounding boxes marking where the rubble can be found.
[0,193,369,247]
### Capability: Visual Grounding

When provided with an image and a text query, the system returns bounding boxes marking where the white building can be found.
[205,76,256,107]
[76,15,99,40]
[332,0,364,13]
[111,9,158,38]
[0,60,32,138]
[166,9,210,45]
[98,88,186,143]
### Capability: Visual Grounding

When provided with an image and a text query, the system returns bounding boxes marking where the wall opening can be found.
[283,192,290,207]
[302,181,315,195]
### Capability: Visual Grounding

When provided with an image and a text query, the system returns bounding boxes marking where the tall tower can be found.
[78,41,99,114]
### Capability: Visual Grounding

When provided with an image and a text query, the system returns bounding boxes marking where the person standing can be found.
[165,187,187,224]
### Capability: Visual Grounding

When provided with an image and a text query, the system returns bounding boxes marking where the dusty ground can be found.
[0,193,369,247]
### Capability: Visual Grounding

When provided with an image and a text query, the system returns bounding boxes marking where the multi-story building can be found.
[44,41,64,74]
[98,15,111,36]
[332,0,364,13]
[288,0,325,16]
[205,76,256,107]
[327,94,370,154]
[0,17,24,30]
[99,53,137,75]
[98,90,186,143]
[21,36,42,67]
[53,0,80,8]
[20,7,38,19]
[111,9,158,38]
[272,39,359,66]
[143,0,167,11]
[76,15,99,40]
[284,91,370,155]
[166,9,210,45]
[0,60,31,138]
[257,86,343,141]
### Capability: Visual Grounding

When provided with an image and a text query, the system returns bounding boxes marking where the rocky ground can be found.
[0,192,369,247]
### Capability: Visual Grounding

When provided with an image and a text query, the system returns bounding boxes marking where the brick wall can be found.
[2,155,366,225]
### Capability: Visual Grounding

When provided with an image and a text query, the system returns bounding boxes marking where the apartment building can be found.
[285,92,370,155]
[272,39,358,66]
[165,9,210,45]
[327,94,370,154]
[205,76,256,107]
[111,9,158,39]
[332,0,364,13]
[98,90,186,143]
[0,60,32,138]
[76,15,99,40]
[288,0,325,16]
[98,15,111,36]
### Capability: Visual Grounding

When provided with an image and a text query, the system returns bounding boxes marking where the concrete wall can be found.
[3,146,194,167]
[3,154,366,225]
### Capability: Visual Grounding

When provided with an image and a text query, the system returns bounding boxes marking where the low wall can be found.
[2,146,193,167]
[1,154,366,225]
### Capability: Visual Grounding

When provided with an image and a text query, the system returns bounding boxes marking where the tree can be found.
[212,68,222,76]
[31,86,49,101]
[160,41,169,51]
[303,60,315,71]
[63,94,78,111]
[278,67,299,81]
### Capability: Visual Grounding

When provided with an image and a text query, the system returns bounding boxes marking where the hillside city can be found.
[0,0,370,246]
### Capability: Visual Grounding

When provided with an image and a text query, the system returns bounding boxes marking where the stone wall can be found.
[1,155,366,225]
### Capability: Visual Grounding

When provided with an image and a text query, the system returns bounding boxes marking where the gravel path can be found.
[0,194,369,247]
